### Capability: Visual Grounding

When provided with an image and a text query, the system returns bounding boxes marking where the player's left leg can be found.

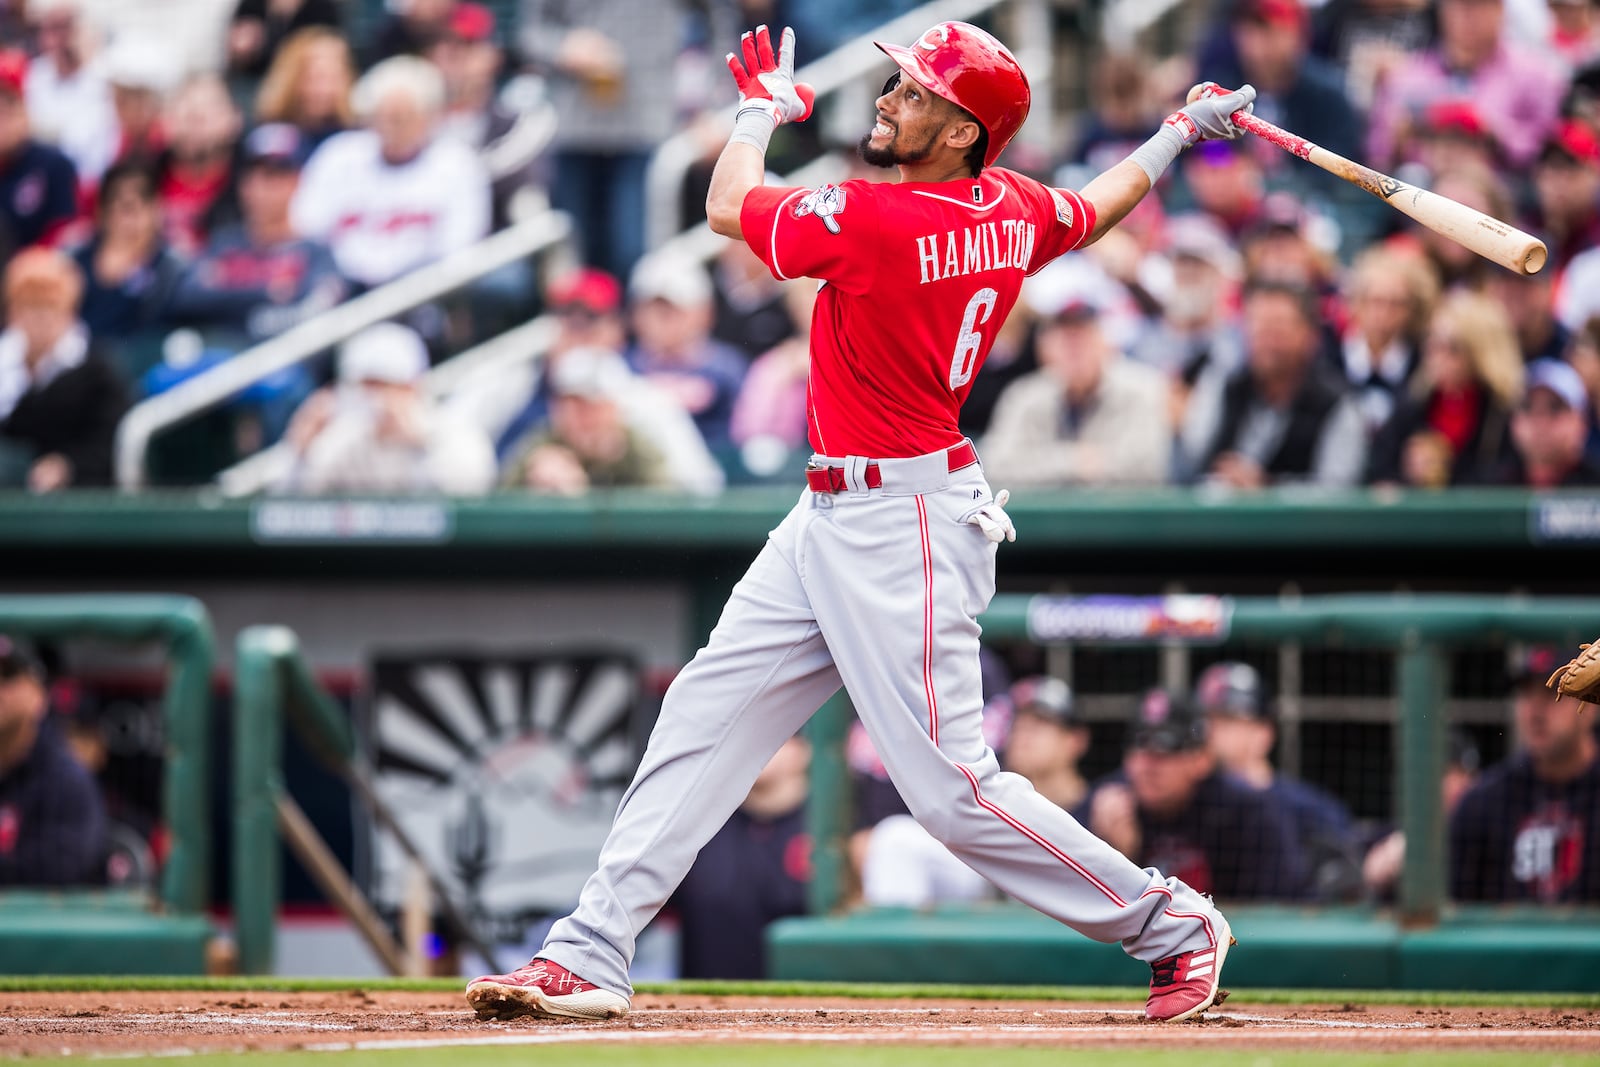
[805,460,1229,1021]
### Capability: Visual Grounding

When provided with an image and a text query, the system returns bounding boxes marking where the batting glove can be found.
[967,488,1017,544]
[727,25,816,126]
[1163,83,1256,147]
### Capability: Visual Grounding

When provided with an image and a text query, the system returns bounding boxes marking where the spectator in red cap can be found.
[428,2,554,230]
[0,50,79,260]
[1410,99,1502,179]
[1546,0,1600,68]
[227,0,341,80]
[1530,121,1600,272]
[1369,0,1564,170]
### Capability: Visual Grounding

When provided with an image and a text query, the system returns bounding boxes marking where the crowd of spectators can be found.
[0,0,1594,494]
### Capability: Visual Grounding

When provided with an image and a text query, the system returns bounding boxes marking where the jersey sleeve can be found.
[1014,175,1096,274]
[739,181,879,294]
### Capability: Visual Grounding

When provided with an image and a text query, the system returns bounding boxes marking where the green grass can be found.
[69,1050,1600,1067]
[2,976,1599,1009]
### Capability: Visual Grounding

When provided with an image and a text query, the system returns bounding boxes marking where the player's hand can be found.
[726,25,816,126]
[1164,82,1255,146]
[966,488,1016,544]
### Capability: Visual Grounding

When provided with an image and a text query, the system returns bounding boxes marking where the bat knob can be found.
[1524,242,1549,275]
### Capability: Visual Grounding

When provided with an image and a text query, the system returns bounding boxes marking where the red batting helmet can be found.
[874,21,1030,169]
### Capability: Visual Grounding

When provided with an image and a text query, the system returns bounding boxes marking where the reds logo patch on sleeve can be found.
[794,184,846,235]
[1048,188,1074,227]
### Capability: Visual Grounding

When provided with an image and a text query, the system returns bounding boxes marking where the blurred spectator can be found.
[1486,248,1567,363]
[730,279,814,475]
[1529,121,1600,272]
[1310,0,1432,111]
[1409,163,1514,289]
[292,56,491,290]
[429,3,554,230]
[1412,100,1502,180]
[1194,661,1361,901]
[1178,140,1267,239]
[517,0,738,278]
[1070,51,1163,176]
[980,285,1172,488]
[24,0,117,187]
[168,123,347,352]
[500,347,674,493]
[1368,291,1523,486]
[1335,245,1439,435]
[226,0,341,80]
[278,321,496,495]
[1487,358,1600,485]
[0,248,125,490]
[1363,728,1480,899]
[0,50,78,256]
[711,240,796,361]
[156,74,243,257]
[624,251,746,452]
[103,33,173,166]
[1368,0,1565,170]
[254,27,357,153]
[1086,689,1302,900]
[1452,646,1600,902]
[1548,0,1600,67]
[0,635,106,887]
[369,0,457,65]
[1181,281,1366,488]
[1240,194,1342,294]
[71,160,182,381]
[672,734,810,978]
[1001,676,1092,815]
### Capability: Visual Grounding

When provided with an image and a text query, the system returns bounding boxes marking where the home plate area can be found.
[2,991,1600,1057]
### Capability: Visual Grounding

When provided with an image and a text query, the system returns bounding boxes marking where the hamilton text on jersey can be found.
[915,219,1037,284]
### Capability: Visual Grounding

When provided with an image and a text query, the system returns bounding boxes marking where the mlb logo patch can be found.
[1049,188,1073,227]
[971,184,983,204]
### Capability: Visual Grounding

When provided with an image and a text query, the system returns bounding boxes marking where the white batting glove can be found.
[1163,83,1256,147]
[726,25,816,126]
[967,488,1016,544]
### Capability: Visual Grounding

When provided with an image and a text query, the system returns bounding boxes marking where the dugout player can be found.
[468,22,1255,1024]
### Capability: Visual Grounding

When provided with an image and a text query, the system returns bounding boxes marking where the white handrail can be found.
[642,0,1018,251]
[114,211,576,491]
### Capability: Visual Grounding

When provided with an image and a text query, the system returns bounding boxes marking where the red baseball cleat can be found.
[466,957,630,1021]
[1145,914,1234,1022]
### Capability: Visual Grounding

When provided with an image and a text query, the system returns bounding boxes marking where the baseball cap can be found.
[0,51,26,99]
[448,2,495,42]
[1524,358,1588,411]
[103,33,177,94]
[1233,0,1308,26]
[1128,689,1209,753]
[1167,213,1243,278]
[1423,99,1489,140]
[338,322,429,385]
[547,346,631,399]
[1193,661,1268,720]
[241,123,308,170]
[1509,645,1564,686]
[0,634,43,680]
[1009,676,1079,728]
[630,252,712,309]
[1542,120,1600,167]
[548,268,622,315]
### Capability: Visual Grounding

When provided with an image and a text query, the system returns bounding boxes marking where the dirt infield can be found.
[2,990,1600,1058]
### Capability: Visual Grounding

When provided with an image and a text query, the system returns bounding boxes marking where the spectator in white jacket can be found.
[291,55,490,289]
[277,322,496,496]
[980,285,1172,488]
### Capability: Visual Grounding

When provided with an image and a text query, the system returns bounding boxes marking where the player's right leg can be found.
[468,500,842,1021]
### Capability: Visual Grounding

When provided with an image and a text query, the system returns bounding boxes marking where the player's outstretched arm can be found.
[706,25,815,240]
[1076,83,1255,245]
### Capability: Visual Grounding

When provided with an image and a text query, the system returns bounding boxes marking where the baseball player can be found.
[468,22,1256,1024]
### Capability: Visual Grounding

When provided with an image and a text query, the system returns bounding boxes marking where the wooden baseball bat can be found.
[1201,91,1548,275]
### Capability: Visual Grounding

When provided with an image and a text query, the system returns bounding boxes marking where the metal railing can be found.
[114,210,576,491]
[643,0,1051,250]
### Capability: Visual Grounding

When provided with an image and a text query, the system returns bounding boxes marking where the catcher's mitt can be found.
[1546,641,1600,704]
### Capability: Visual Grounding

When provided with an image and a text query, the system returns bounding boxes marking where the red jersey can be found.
[741,167,1094,458]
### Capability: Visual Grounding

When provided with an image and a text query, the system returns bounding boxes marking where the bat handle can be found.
[1196,81,1316,160]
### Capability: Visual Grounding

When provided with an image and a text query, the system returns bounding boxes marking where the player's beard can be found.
[857,120,941,168]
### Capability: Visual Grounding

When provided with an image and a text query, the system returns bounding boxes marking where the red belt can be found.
[805,440,978,493]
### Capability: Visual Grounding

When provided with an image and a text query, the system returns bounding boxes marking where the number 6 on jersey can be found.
[949,287,998,390]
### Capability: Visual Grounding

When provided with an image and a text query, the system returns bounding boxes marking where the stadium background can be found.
[0,0,1596,1003]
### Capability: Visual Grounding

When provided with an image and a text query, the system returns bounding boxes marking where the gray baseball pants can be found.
[539,446,1221,996]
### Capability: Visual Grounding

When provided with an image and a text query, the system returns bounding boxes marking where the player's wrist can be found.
[1125,122,1188,186]
[729,103,779,152]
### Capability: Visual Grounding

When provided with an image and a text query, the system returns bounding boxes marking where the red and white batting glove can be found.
[727,25,816,127]
[1163,82,1256,146]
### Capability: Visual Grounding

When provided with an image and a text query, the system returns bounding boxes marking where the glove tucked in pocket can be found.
[961,488,1016,544]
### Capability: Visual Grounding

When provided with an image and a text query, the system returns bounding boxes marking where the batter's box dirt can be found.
[1,991,1599,1058]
